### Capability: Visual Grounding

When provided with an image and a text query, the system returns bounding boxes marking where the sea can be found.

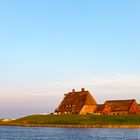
[0,126,140,140]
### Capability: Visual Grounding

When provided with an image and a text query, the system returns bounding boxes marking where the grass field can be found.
[10,114,140,126]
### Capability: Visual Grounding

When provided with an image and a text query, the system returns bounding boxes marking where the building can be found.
[55,88,140,115]
[95,99,140,115]
[55,88,97,115]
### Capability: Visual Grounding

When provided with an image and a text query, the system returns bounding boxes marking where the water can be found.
[0,126,140,140]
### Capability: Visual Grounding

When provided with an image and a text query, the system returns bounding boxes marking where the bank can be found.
[1,114,140,128]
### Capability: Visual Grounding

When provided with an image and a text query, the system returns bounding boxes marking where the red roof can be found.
[104,99,135,111]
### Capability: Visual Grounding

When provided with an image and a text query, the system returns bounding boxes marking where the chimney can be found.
[81,88,85,92]
[72,89,75,92]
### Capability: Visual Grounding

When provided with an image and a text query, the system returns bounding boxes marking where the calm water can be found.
[0,126,140,140]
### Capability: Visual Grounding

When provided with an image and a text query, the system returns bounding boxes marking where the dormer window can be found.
[65,104,75,108]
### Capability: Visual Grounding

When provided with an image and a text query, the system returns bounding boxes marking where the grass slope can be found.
[12,114,140,125]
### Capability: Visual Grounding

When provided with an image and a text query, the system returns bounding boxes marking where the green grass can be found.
[10,114,140,126]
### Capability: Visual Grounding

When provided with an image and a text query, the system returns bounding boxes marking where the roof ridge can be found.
[105,99,135,102]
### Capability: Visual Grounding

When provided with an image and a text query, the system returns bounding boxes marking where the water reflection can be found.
[0,126,140,140]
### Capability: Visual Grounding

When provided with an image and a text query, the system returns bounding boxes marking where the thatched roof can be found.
[56,89,97,114]
[104,99,135,112]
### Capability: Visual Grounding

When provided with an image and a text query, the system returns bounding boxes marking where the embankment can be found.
[1,114,140,128]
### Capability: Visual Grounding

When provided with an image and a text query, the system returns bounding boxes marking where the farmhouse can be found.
[55,88,140,115]
[55,88,97,115]
[95,99,140,115]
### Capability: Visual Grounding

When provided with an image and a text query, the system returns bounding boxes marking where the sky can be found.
[0,0,140,118]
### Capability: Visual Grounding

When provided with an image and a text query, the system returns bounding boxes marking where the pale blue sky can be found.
[0,0,140,118]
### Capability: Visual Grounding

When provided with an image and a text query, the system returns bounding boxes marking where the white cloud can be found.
[46,74,140,103]
[0,74,140,118]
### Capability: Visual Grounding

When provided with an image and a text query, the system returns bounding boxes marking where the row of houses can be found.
[55,88,140,115]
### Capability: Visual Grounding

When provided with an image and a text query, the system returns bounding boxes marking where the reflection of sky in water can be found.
[0,127,140,140]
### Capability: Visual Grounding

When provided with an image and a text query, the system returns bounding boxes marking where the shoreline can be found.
[1,124,140,128]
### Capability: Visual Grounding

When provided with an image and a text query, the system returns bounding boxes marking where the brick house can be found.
[95,99,140,115]
[55,88,97,115]
[55,88,140,115]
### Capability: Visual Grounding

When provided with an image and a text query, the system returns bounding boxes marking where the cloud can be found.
[46,74,140,103]
[0,74,140,118]
[47,74,140,87]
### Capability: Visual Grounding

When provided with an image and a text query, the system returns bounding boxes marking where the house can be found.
[55,88,140,115]
[55,88,97,115]
[95,99,140,115]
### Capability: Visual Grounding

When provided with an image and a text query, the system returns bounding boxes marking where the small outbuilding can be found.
[95,99,140,115]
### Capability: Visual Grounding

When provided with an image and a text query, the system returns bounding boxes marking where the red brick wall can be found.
[129,101,140,114]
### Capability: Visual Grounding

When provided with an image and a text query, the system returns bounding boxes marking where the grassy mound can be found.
[12,114,140,125]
